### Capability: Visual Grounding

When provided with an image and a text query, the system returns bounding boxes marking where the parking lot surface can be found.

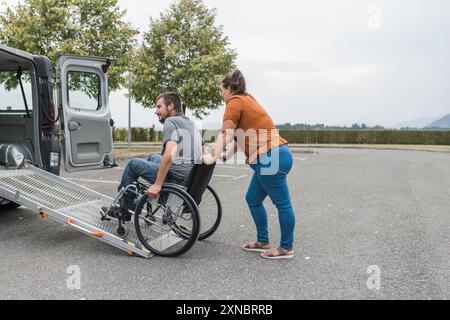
[0,148,449,299]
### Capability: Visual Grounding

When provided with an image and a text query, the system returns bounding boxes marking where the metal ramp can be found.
[0,165,182,258]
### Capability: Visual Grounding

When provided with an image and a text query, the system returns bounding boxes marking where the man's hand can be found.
[147,184,162,198]
[151,141,176,197]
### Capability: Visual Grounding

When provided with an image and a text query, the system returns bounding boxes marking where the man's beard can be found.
[159,115,167,124]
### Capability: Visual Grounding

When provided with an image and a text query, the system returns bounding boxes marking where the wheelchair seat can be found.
[185,163,216,205]
[136,177,153,189]
[136,162,216,205]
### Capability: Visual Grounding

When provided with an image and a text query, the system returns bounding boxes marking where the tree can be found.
[131,0,237,119]
[0,0,138,91]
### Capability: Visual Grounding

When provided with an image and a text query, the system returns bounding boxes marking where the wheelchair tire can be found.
[134,185,200,257]
[197,185,222,241]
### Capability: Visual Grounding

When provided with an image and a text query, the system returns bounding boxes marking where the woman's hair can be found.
[221,69,247,95]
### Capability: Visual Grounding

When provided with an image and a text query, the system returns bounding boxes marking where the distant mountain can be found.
[426,114,450,129]
[391,115,443,129]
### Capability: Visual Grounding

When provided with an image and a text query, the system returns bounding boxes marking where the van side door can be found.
[56,56,114,172]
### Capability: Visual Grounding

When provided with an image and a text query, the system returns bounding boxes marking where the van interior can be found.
[0,50,36,163]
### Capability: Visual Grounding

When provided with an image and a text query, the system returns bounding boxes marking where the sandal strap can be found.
[245,242,258,249]
[264,248,277,257]
[245,241,268,249]
[263,247,292,257]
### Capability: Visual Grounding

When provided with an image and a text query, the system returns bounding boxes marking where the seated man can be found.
[102,92,203,221]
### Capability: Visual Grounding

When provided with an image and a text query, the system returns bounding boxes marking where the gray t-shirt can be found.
[162,113,202,184]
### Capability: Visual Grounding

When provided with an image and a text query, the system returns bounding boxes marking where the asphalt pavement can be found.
[0,148,449,300]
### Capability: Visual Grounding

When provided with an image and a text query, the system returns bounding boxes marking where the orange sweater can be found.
[223,94,287,164]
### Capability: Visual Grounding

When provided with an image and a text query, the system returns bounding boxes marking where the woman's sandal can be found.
[260,247,294,260]
[242,241,272,253]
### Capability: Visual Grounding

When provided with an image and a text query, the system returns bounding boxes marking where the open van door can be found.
[56,56,114,172]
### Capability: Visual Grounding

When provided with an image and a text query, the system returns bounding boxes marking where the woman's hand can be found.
[220,152,228,162]
[147,184,162,198]
[202,154,216,165]
[203,143,216,157]
[202,143,217,164]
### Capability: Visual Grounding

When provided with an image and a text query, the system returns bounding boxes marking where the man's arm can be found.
[147,141,177,198]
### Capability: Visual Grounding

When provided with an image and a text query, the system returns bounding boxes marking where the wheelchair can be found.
[100,162,221,257]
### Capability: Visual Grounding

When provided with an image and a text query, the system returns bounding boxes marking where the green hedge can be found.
[279,130,450,145]
[113,128,160,142]
[115,129,450,145]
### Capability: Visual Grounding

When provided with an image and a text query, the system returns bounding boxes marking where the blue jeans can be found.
[118,155,162,209]
[246,145,296,250]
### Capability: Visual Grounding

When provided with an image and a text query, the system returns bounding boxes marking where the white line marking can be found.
[116,164,303,172]
[68,174,243,184]
[293,157,308,161]
[232,175,248,180]
[216,165,250,170]
[114,165,251,171]
[213,174,239,179]
[66,178,120,184]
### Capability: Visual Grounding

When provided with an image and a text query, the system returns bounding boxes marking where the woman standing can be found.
[203,69,296,259]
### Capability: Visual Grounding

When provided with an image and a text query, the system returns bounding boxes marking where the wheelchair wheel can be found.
[116,225,129,238]
[197,185,222,241]
[134,185,200,257]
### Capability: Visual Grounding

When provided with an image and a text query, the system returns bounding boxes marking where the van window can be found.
[0,70,33,114]
[67,71,102,111]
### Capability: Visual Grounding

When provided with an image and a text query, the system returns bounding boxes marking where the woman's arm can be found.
[222,139,238,162]
[203,120,237,164]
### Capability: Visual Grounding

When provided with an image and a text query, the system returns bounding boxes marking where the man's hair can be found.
[156,92,182,112]
[221,69,247,95]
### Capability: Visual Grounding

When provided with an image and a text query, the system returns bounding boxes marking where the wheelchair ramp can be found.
[0,165,181,258]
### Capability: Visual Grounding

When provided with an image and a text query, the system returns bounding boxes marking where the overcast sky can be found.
[2,0,450,129]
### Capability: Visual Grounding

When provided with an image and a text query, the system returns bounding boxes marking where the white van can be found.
[0,44,115,209]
